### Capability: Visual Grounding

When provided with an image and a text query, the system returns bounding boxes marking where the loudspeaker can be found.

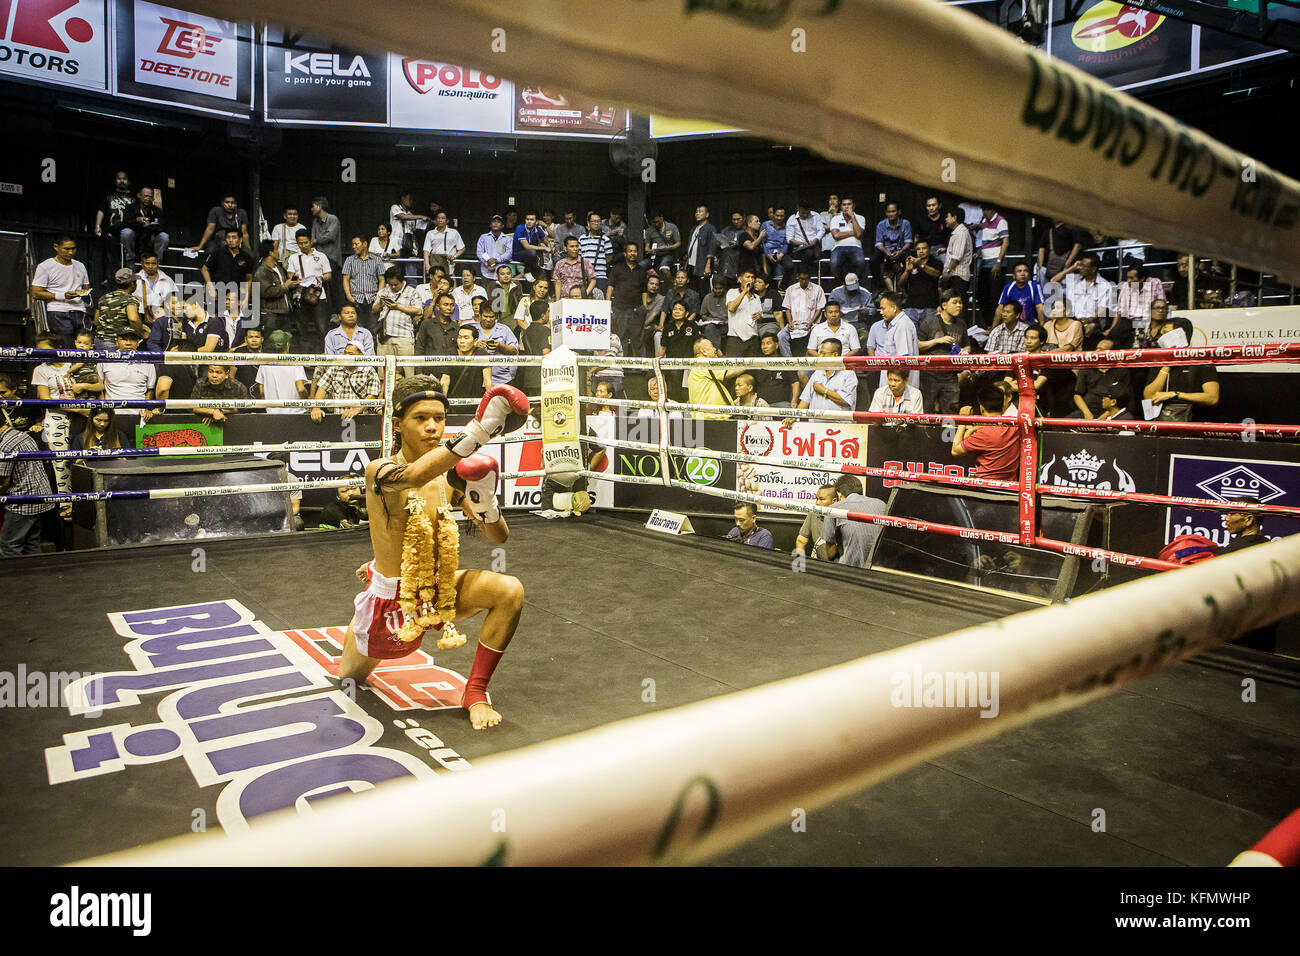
[70,457,294,548]
[0,232,29,313]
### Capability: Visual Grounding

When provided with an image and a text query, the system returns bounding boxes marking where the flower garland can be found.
[393,453,465,650]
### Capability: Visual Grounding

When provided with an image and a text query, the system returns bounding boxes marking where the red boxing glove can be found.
[446,384,530,458]
[448,453,501,524]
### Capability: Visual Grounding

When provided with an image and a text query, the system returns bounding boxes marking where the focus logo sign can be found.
[1071,2,1163,53]
[1039,448,1136,492]
[134,1,238,101]
[1167,454,1300,547]
[44,601,470,837]
[739,422,775,457]
[0,0,108,90]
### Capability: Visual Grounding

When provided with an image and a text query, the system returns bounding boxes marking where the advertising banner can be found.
[550,298,611,351]
[513,85,618,133]
[264,29,387,125]
[1050,0,1193,89]
[1179,305,1300,374]
[115,0,252,115]
[0,0,107,91]
[1165,452,1300,547]
[612,418,737,514]
[737,419,868,514]
[388,54,511,133]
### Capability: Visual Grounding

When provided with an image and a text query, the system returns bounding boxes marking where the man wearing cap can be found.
[93,268,148,351]
[785,200,825,282]
[97,327,157,422]
[828,273,871,339]
[476,215,514,282]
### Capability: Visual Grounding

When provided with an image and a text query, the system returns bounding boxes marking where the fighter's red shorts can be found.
[353,562,443,660]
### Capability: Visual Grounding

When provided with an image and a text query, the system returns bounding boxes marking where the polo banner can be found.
[388,53,511,133]
[264,28,387,125]
[0,0,108,91]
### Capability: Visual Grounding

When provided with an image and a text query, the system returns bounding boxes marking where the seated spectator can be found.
[750,333,800,407]
[133,254,178,326]
[996,262,1046,327]
[663,269,702,323]
[230,326,268,393]
[554,236,596,299]
[588,326,625,397]
[325,303,376,356]
[821,474,887,568]
[310,345,380,422]
[1143,310,1219,420]
[732,373,768,408]
[698,275,729,350]
[1221,500,1269,554]
[452,267,487,316]
[1116,263,1164,345]
[986,302,1029,354]
[808,302,862,357]
[73,409,123,451]
[0,409,55,556]
[798,339,857,411]
[917,290,970,414]
[191,363,250,426]
[1094,386,1135,422]
[727,502,774,549]
[98,328,157,421]
[869,369,924,415]
[870,202,913,292]
[475,300,520,387]
[590,381,617,416]
[687,338,733,415]
[417,292,461,376]
[254,330,310,414]
[444,325,491,399]
[828,273,871,333]
[780,267,826,357]
[93,268,147,350]
[751,274,780,340]
[492,264,525,324]
[794,484,836,560]
[1043,299,1084,352]
[318,485,368,529]
[1071,340,1130,419]
[950,385,1020,480]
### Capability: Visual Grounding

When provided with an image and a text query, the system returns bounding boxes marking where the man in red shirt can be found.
[950,384,1021,481]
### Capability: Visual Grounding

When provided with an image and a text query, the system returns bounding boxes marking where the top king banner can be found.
[0,0,108,90]
[264,29,387,125]
[115,0,252,114]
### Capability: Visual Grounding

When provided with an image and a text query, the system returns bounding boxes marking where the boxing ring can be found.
[2,341,1299,866]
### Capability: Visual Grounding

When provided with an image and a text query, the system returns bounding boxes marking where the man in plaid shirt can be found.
[310,345,381,423]
[0,407,55,556]
[986,302,1029,354]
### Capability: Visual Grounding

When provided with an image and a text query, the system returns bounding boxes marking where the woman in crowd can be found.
[73,408,124,451]
[369,223,401,263]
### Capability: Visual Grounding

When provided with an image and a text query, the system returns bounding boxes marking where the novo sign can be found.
[0,0,107,90]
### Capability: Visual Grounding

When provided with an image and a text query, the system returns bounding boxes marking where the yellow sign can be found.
[1071,2,1164,53]
[649,115,742,139]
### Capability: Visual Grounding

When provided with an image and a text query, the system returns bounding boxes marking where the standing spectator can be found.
[821,475,888,568]
[191,363,249,425]
[642,272,669,357]
[443,325,491,400]
[865,292,918,389]
[537,209,558,274]
[230,326,267,392]
[151,301,202,403]
[453,267,489,317]
[871,202,913,292]
[342,235,384,318]
[310,197,343,306]
[751,275,780,340]
[201,229,255,313]
[31,236,92,346]
[950,385,1021,480]
[781,268,826,358]
[553,236,596,300]
[737,214,767,279]
[785,199,825,281]
[917,290,970,413]
[727,503,774,549]
[1115,263,1165,346]
[389,190,426,260]
[869,369,925,415]
[256,332,312,416]
[579,211,615,295]
[997,262,1046,328]
[0,411,55,556]
[516,293,553,398]
[761,205,788,288]
[795,484,837,560]
[92,268,147,350]
[1051,253,1113,349]
[476,214,514,281]
[643,211,682,278]
[372,267,421,376]
[94,170,134,270]
[97,329,157,425]
[370,222,402,266]
[809,302,862,357]
[309,346,380,423]
[476,303,520,387]
[511,211,547,279]
[974,204,1010,326]
[133,254,178,327]
[287,229,332,347]
[553,210,585,251]
[827,272,871,338]
[914,197,950,263]
[819,194,840,255]
[717,211,745,287]
[253,239,298,335]
[1035,220,1084,285]
[31,332,83,498]
[423,210,465,279]
[726,270,762,357]
[986,302,1029,355]
[940,207,974,297]
[271,207,303,263]
[191,194,251,257]
[417,292,463,381]
[898,239,942,325]
[119,186,169,267]
[751,333,800,407]
[797,339,857,411]
[686,205,718,293]
[325,303,376,356]
[607,241,648,357]
[828,196,867,285]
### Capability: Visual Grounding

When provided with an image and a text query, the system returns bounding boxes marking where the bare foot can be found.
[468,701,502,730]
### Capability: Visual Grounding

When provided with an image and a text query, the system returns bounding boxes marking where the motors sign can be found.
[0,0,107,91]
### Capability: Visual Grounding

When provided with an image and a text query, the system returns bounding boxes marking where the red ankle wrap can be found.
[462,643,504,709]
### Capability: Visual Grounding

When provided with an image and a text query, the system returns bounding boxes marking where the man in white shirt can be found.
[452,267,488,318]
[423,210,465,278]
[476,215,514,281]
[133,254,178,324]
[819,194,840,254]
[828,196,866,285]
[271,207,302,263]
[255,330,310,413]
[390,191,427,257]
[372,266,422,377]
[808,302,862,357]
[31,235,92,346]
[869,369,924,415]
[1052,252,1113,332]
[940,208,975,297]
[797,339,857,411]
[287,229,332,345]
[785,200,825,280]
[780,267,826,356]
[97,329,157,423]
[725,270,762,357]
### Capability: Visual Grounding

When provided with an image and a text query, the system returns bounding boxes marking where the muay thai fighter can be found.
[341,375,530,730]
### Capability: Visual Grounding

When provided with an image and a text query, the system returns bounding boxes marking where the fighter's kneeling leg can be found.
[338,619,380,685]
[454,570,525,711]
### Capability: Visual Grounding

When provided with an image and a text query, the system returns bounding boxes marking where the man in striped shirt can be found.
[0,407,54,556]
[579,211,615,296]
